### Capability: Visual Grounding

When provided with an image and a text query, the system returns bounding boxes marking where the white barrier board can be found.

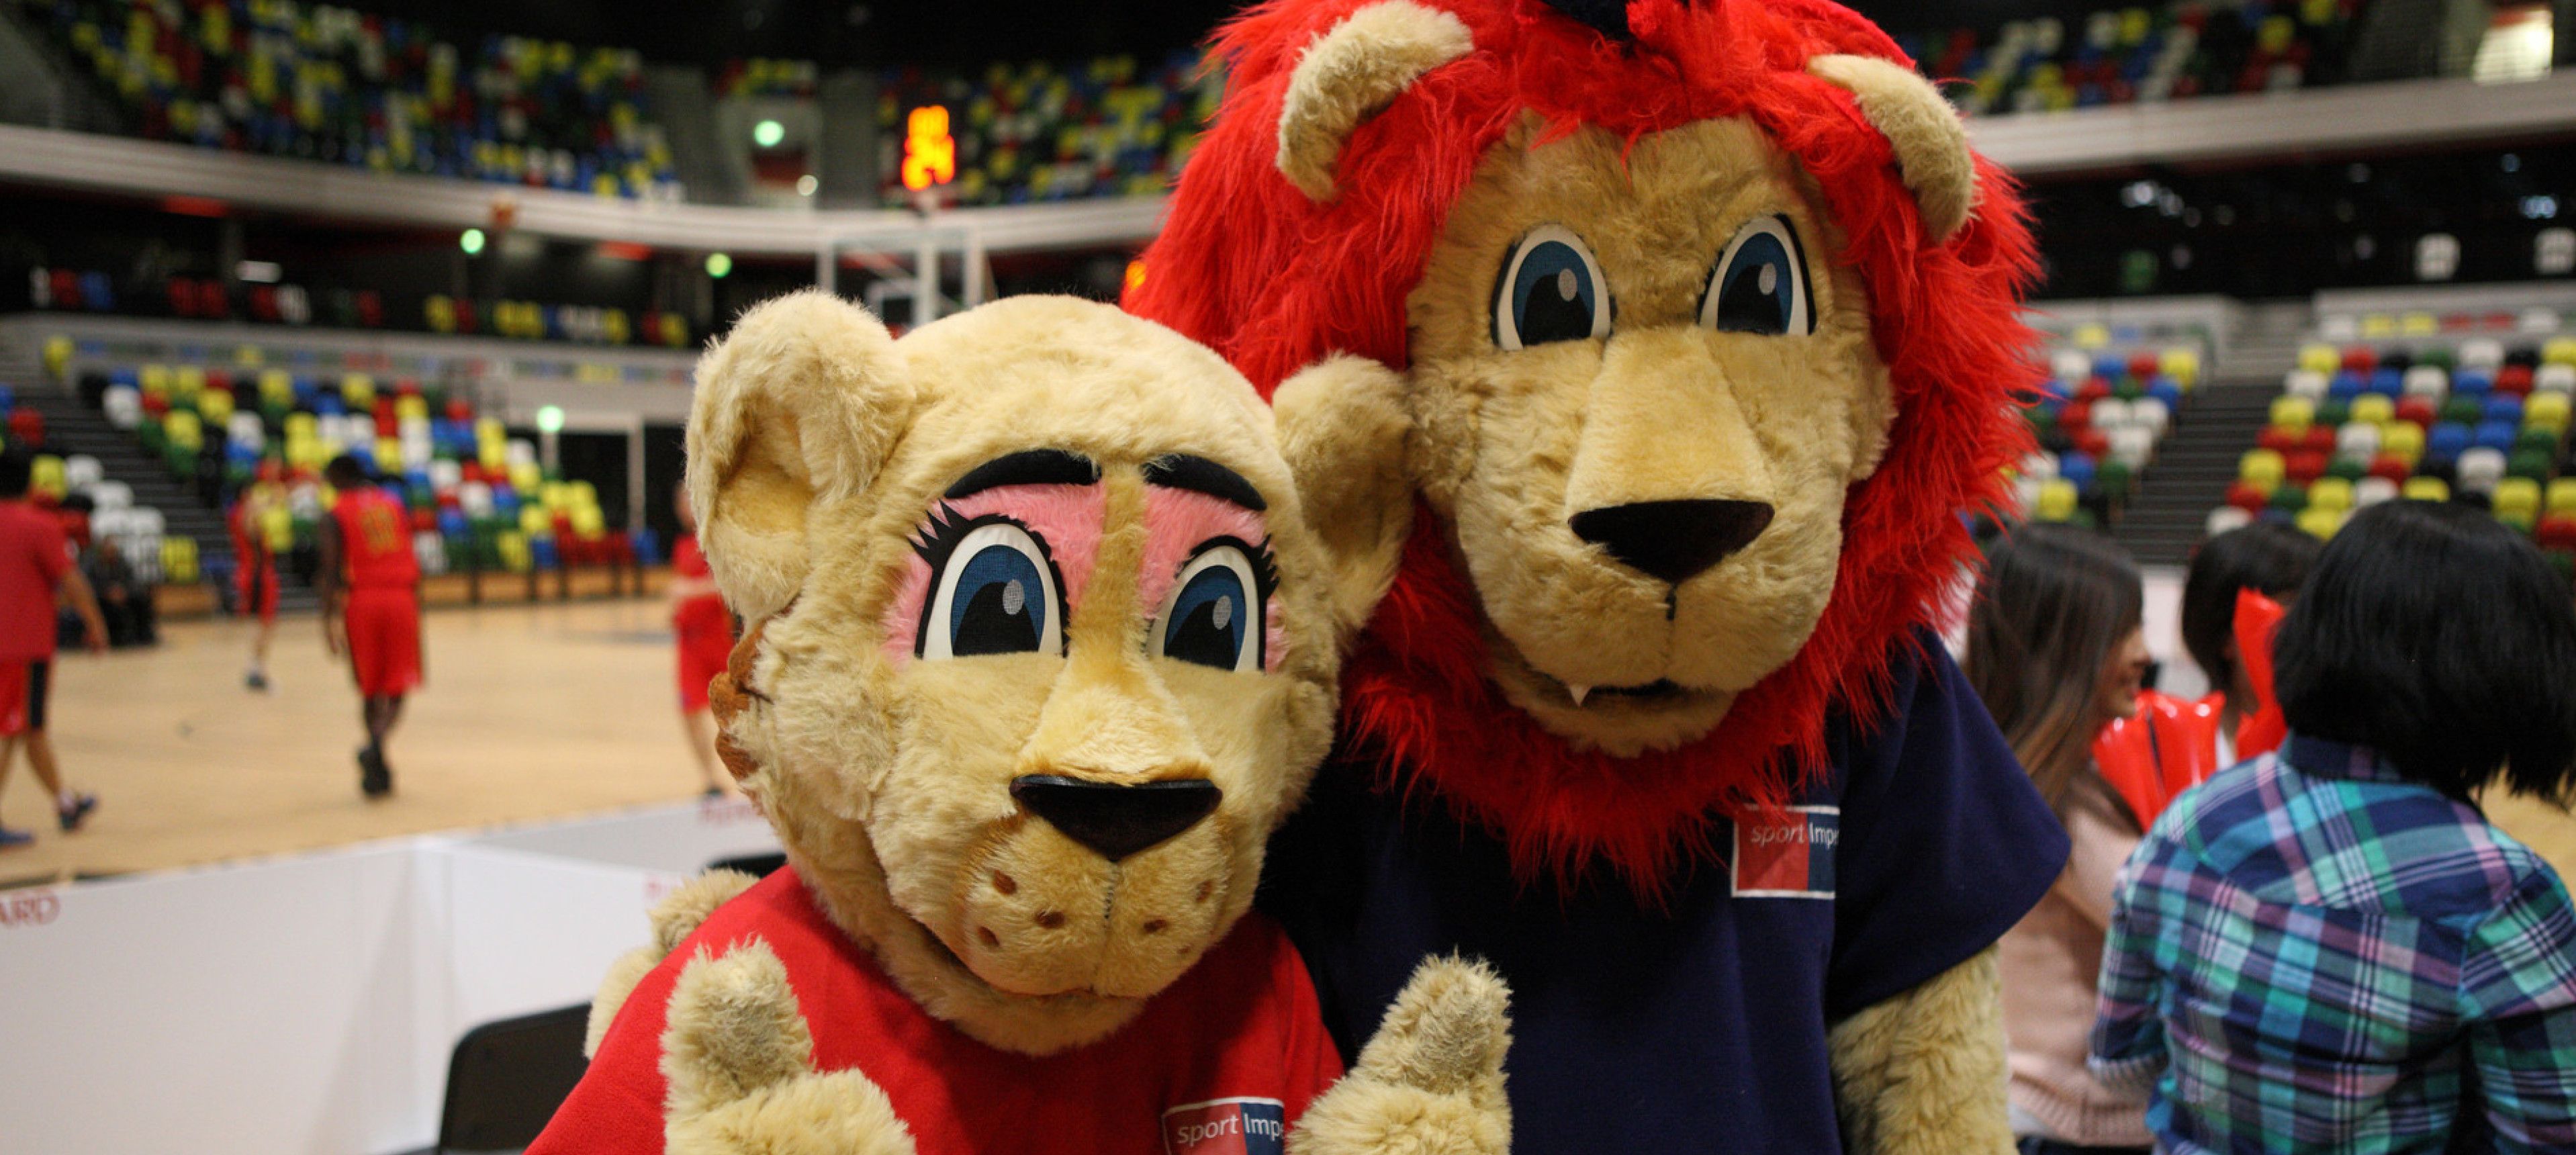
[0,800,780,1155]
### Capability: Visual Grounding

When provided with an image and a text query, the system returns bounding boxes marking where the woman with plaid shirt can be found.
[2091,500,2576,1154]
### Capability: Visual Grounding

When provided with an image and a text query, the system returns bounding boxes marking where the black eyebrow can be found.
[1142,454,1267,512]
[943,449,1101,499]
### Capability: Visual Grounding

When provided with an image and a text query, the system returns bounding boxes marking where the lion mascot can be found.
[1127,1,2072,1151]
[528,292,1514,1155]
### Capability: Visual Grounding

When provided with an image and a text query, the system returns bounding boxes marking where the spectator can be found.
[85,537,156,648]
[668,481,733,798]
[0,447,107,849]
[2093,500,2576,1154]
[2093,522,2320,828]
[1964,523,2155,1154]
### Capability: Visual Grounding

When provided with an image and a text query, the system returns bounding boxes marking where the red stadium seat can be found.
[2226,481,2270,514]
[2285,450,2329,484]
[2340,346,2377,373]
[2075,377,2113,402]
[2368,455,2413,483]
[2538,512,2576,553]
[2257,426,2301,453]
[2497,365,2536,396]
[2395,396,2438,426]
[2301,427,2339,455]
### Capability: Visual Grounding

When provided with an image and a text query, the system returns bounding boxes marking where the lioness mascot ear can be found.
[1130,1,2068,1152]
[528,292,1511,1155]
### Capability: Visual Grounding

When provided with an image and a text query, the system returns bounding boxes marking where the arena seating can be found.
[2217,332,2576,569]
[0,381,191,586]
[2015,334,2205,528]
[1897,0,2369,118]
[32,0,678,198]
[716,57,817,99]
[85,357,645,579]
[874,50,1220,207]
[14,265,694,349]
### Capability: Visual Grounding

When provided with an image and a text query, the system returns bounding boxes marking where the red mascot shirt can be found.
[533,868,1343,1155]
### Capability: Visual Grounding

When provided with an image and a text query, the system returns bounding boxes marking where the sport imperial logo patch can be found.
[1731,805,1839,898]
[1163,1097,1287,1154]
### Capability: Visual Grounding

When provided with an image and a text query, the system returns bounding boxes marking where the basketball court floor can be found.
[3,597,2571,889]
[0,598,726,886]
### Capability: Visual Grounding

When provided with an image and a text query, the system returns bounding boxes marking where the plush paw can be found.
[584,869,765,1058]
[658,939,917,1155]
[1290,956,1512,1155]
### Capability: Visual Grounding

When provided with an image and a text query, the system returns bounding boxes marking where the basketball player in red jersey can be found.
[231,480,283,691]
[317,455,420,799]
[667,482,733,798]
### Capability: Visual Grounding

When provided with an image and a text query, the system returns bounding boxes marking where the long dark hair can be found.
[2181,524,2319,700]
[2274,501,2576,803]
[1965,524,2144,820]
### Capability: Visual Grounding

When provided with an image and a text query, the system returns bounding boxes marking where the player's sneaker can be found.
[359,747,394,800]
[56,792,97,832]
[245,669,269,692]
[0,827,31,849]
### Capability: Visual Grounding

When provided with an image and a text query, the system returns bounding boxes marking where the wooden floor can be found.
[0,598,725,886]
[3,598,2572,890]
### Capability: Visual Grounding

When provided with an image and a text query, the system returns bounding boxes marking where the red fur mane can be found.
[1128,0,2040,895]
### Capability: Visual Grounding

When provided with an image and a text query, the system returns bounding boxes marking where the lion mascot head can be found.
[1129,0,2040,892]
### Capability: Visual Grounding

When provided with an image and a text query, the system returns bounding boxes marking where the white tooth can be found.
[1569,684,1593,707]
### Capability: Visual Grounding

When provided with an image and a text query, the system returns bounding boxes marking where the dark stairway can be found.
[2111,382,2279,567]
[19,388,319,613]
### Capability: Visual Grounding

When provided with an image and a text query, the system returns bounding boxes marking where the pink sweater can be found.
[2000,786,2152,1148]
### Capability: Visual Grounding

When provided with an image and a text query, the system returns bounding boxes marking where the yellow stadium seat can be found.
[376,438,403,468]
[2548,478,2576,514]
[2401,476,2450,502]
[518,506,553,537]
[199,389,234,424]
[498,531,533,573]
[31,455,65,500]
[2546,336,2576,368]
[2159,347,2201,390]
[508,461,544,492]
[260,369,295,407]
[2295,507,2342,540]
[475,417,506,447]
[43,335,72,381]
[2307,477,2354,514]
[2526,391,2571,434]
[174,365,205,400]
[2360,314,2397,338]
[2269,396,2315,431]
[541,481,571,511]
[2073,323,2110,351]
[166,411,202,453]
[2239,449,2287,492]
[2035,479,2079,522]
[342,374,376,410]
[2495,478,2542,530]
[2349,395,2394,426]
[2399,312,2437,336]
[2297,344,2338,374]
[140,364,172,399]
[160,537,199,584]
[2380,420,2424,463]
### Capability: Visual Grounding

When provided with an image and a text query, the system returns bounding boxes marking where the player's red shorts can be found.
[0,659,52,737]
[237,559,279,624]
[676,625,731,712]
[344,588,422,698]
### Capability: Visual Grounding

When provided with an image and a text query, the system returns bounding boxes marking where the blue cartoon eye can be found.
[921,521,1062,659]
[1156,543,1267,673]
[1492,225,1611,351]
[1702,215,1814,336]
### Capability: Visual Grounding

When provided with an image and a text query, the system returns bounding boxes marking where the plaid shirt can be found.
[2091,735,2576,1154]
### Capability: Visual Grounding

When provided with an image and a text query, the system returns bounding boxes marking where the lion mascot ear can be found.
[1275,0,1474,201]
[686,289,918,622]
[1272,355,1414,643]
[1806,54,1980,244]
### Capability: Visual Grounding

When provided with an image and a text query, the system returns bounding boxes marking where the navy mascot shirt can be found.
[1260,638,2069,1153]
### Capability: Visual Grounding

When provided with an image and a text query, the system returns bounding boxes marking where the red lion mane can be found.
[1129,0,2041,895]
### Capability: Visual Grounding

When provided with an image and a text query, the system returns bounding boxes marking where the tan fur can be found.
[661,943,919,1155]
[1291,957,1513,1155]
[1806,55,1979,244]
[1395,114,1894,755]
[686,289,917,622]
[1273,356,1416,642]
[586,945,661,1060]
[1826,950,2015,1155]
[1276,1,1474,201]
[684,293,1334,1056]
[587,871,765,1057]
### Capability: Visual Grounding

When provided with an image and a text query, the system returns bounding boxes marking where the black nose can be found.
[1569,499,1775,585]
[1009,776,1221,862]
